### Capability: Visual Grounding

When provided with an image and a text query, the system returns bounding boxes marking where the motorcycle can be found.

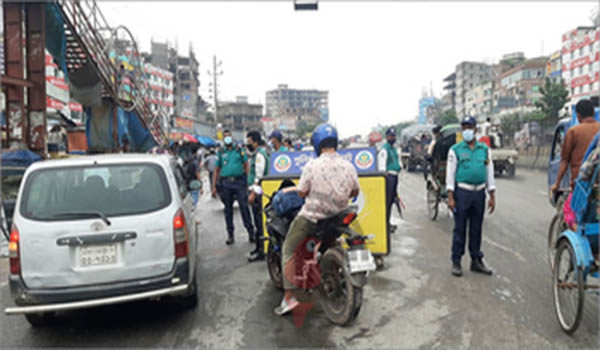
[256,184,376,326]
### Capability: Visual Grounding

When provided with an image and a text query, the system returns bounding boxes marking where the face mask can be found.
[268,141,274,150]
[462,129,475,142]
[224,136,233,145]
[388,138,396,145]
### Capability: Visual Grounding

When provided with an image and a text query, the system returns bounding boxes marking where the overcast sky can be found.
[99,1,597,137]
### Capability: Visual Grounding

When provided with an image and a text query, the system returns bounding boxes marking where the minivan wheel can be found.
[25,312,55,327]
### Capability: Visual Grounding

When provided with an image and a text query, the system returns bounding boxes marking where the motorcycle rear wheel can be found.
[319,248,363,326]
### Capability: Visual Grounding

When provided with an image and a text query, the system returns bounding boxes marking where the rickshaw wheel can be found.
[548,214,566,270]
[553,239,585,335]
[426,187,439,221]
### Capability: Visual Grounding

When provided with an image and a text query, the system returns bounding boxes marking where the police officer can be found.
[212,130,255,245]
[246,130,270,262]
[378,127,401,233]
[269,130,289,153]
[447,116,496,277]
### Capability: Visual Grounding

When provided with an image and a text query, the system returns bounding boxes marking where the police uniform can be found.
[217,145,254,242]
[378,128,402,231]
[248,146,269,256]
[446,128,495,271]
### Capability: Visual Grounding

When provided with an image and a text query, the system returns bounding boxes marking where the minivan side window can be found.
[172,165,188,199]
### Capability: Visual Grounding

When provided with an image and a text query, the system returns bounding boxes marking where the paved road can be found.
[1,169,598,348]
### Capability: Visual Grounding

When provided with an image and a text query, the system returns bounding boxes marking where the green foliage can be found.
[438,110,459,126]
[535,77,569,125]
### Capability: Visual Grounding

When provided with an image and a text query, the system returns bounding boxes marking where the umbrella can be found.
[195,135,217,147]
[182,133,198,143]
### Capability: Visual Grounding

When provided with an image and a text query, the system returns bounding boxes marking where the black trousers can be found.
[220,177,253,238]
[386,174,398,225]
[250,194,264,254]
[451,187,485,264]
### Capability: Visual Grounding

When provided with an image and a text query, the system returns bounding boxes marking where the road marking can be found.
[484,236,527,263]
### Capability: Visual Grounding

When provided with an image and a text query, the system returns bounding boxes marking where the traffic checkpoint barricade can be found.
[260,147,391,258]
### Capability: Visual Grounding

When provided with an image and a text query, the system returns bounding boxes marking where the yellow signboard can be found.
[261,174,389,256]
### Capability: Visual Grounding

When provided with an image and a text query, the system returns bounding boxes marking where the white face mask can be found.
[462,129,475,142]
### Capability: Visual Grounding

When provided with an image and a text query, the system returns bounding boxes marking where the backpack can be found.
[273,191,305,218]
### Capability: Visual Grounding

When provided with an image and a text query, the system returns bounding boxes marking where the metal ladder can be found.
[55,0,168,146]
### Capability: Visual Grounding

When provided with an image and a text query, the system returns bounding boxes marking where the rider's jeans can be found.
[282,215,316,290]
[451,187,486,264]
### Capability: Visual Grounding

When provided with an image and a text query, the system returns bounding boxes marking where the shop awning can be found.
[182,133,198,143]
[195,135,217,147]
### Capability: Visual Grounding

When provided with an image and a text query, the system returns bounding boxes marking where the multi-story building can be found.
[265,84,329,124]
[493,57,547,117]
[465,81,494,120]
[143,63,174,132]
[454,62,493,117]
[219,96,263,140]
[145,41,200,123]
[547,50,563,84]
[561,26,600,109]
[442,72,456,113]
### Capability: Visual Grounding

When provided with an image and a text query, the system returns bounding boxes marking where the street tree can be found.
[438,110,459,126]
[535,78,569,127]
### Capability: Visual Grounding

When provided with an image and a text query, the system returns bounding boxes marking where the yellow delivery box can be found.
[261,147,390,256]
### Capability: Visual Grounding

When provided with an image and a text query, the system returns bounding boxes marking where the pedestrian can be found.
[184,152,201,205]
[447,116,496,277]
[269,130,289,152]
[551,99,600,192]
[204,149,218,190]
[212,129,255,245]
[377,127,401,233]
[283,138,293,150]
[246,131,270,262]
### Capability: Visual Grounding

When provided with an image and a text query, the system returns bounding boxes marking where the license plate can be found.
[348,249,376,273]
[79,244,118,267]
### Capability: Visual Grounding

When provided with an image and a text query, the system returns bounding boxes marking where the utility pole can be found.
[208,55,223,124]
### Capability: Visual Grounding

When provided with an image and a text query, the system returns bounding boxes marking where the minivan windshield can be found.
[20,163,171,221]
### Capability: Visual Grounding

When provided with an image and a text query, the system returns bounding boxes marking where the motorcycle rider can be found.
[274,123,360,316]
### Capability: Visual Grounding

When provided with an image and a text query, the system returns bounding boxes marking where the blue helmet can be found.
[311,123,338,155]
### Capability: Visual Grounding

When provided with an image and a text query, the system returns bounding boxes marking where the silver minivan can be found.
[4,154,199,326]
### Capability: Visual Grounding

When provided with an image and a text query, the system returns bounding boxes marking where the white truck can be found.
[478,123,519,178]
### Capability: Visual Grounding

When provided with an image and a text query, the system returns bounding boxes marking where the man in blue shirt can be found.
[447,117,496,277]
[269,130,289,152]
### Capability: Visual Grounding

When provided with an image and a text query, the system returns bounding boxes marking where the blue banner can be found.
[268,147,377,177]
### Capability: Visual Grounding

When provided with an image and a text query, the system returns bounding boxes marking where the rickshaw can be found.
[425,124,462,220]
[551,140,600,334]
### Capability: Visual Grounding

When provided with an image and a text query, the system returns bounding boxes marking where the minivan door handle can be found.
[56,232,137,246]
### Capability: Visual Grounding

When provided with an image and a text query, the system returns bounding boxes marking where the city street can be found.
[0,169,598,349]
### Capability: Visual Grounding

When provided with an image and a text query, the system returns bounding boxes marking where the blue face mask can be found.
[462,129,475,142]
[224,136,233,145]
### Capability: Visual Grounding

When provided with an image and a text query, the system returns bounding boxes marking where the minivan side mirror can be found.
[189,180,202,191]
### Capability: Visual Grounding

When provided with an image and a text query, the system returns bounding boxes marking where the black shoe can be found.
[226,237,235,245]
[249,236,256,244]
[389,224,397,234]
[451,263,463,277]
[470,259,493,275]
[248,252,265,262]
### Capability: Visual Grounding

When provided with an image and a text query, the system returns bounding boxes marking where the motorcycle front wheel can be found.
[319,248,363,326]
[267,244,284,290]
